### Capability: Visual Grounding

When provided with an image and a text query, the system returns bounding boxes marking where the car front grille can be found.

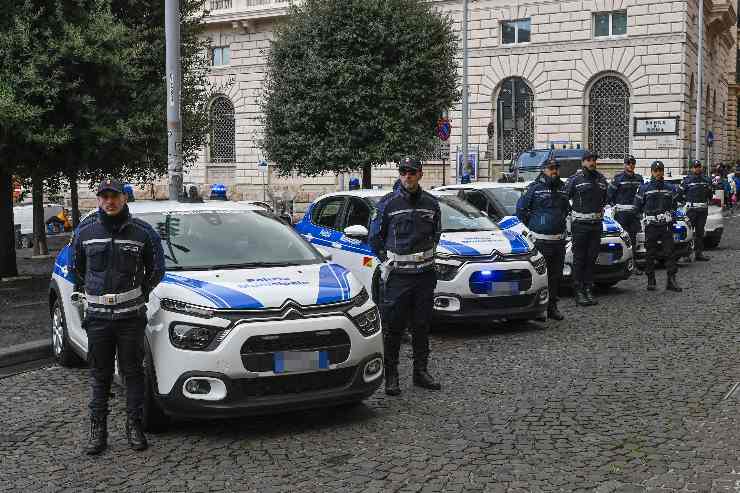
[241,329,351,372]
[462,294,535,311]
[236,366,356,397]
[468,269,533,295]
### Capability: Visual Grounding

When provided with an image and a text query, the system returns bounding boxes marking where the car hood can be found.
[154,263,362,309]
[438,230,532,257]
[498,215,623,236]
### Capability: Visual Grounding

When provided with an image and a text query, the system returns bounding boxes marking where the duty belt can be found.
[530,231,567,241]
[644,212,672,224]
[685,202,708,209]
[613,204,637,212]
[386,248,435,264]
[85,287,142,306]
[572,211,603,221]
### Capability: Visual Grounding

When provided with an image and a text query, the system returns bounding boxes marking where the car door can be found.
[297,196,347,259]
[334,197,379,291]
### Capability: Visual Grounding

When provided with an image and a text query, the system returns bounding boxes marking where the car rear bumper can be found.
[156,353,383,419]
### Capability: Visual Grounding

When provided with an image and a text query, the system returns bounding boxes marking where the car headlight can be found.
[169,323,230,351]
[351,287,370,307]
[435,256,463,281]
[351,307,381,337]
[529,251,547,275]
[161,298,215,319]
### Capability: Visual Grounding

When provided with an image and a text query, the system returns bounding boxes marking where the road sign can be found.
[440,142,450,160]
[436,117,451,141]
[706,131,714,146]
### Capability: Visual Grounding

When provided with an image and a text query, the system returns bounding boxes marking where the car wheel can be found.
[142,342,170,433]
[21,235,32,249]
[704,235,721,249]
[50,298,84,367]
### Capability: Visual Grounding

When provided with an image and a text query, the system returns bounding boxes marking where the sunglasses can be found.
[546,164,560,170]
[399,169,418,176]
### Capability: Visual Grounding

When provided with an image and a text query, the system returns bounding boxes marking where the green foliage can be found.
[261,0,459,177]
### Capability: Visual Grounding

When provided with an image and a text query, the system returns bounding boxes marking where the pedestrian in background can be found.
[565,151,608,307]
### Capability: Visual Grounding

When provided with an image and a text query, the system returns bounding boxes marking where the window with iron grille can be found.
[210,96,235,163]
[210,0,232,10]
[588,76,630,160]
[495,77,535,161]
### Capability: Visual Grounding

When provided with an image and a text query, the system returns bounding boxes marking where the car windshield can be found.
[438,196,500,232]
[517,150,548,168]
[485,188,524,216]
[138,210,322,270]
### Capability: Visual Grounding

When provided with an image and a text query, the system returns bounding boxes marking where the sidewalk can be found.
[0,234,70,367]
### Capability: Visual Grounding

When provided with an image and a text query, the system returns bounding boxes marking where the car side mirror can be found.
[322,252,333,262]
[344,225,369,239]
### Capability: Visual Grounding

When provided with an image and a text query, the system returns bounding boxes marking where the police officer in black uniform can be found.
[680,160,714,261]
[516,156,570,321]
[369,158,442,396]
[565,150,608,307]
[71,179,165,455]
[608,155,644,274]
[634,161,682,292]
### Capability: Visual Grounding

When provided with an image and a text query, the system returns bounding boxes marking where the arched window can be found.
[496,77,535,160]
[588,76,630,160]
[210,96,235,163]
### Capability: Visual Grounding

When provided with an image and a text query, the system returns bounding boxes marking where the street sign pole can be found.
[694,0,703,163]
[461,0,469,184]
[165,0,183,201]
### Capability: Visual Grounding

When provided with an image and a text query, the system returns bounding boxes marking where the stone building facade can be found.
[185,0,738,207]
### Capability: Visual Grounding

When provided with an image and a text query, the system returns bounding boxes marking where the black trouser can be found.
[534,239,566,308]
[571,221,602,288]
[644,223,677,275]
[614,210,641,251]
[86,316,146,418]
[381,270,436,371]
[686,207,708,255]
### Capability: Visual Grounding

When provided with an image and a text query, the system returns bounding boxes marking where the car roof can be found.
[128,200,263,214]
[437,181,530,191]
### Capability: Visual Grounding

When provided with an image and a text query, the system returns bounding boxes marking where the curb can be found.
[0,339,52,368]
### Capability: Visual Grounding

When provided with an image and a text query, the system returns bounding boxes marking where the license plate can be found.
[274,351,329,373]
[488,281,519,296]
[674,234,682,242]
[597,253,616,265]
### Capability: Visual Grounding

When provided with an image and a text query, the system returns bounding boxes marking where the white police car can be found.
[49,200,383,431]
[436,182,635,288]
[294,190,549,322]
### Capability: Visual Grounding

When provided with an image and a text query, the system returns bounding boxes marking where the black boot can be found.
[413,368,441,390]
[574,286,589,306]
[647,273,656,291]
[666,274,683,292]
[384,366,401,396]
[84,415,108,456]
[547,304,565,321]
[126,414,149,451]
[584,285,599,306]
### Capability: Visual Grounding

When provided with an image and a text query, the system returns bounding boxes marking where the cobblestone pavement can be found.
[1,217,740,492]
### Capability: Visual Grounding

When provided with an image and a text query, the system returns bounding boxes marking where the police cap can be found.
[624,155,636,165]
[582,150,598,161]
[650,160,665,171]
[691,159,703,168]
[97,179,124,196]
[399,157,422,172]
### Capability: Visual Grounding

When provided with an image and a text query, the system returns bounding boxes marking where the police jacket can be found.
[565,168,608,221]
[634,178,679,221]
[607,171,644,207]
[368,185,441,273]
[71,206,165,320]
[680,173,714,206]
[516,173,570,238]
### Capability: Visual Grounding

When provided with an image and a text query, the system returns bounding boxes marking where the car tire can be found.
[704,235,721,249]
[21,235,32,249]
[50,298,84,367]
[142,341,170,433]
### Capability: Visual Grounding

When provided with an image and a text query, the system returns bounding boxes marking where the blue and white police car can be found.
[49,200,383,431]
[436,182,635,289]
[294,190,549,322]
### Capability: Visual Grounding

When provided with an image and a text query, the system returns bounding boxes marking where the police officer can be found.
[369,157,442,396]
[516,156,570,321]
[608,155,644,274]
[71,179,165,455]
[634,161,682,292]
[565,150,608,307]
[680,160,714,261]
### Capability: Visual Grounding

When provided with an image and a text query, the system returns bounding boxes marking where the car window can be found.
[344,198,372,229]
[485,188,523,216]
[465,191,488,213]
[438,196,500,232]
[138,210,322,270]
[311,197,345,229]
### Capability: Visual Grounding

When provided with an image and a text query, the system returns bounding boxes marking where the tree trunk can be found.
[362,163,372,189]
[69,171,80,227]
[0,168,19,278]
[32,172,48,256]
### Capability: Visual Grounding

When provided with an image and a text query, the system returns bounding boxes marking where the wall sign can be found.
[633,117,679,136]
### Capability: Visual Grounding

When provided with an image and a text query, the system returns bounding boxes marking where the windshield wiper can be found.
[443,228,490,232]
[207,262,296,269]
